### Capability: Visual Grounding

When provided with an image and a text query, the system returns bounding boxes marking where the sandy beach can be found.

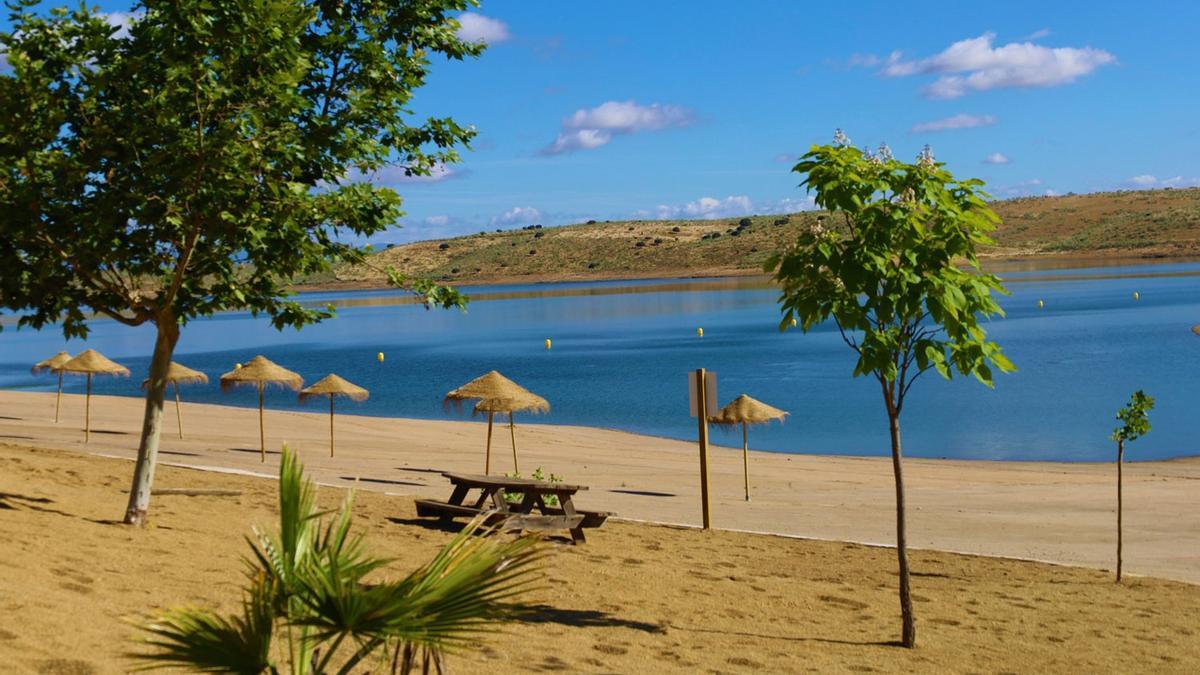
[1,389,1197,586]
[2,423,1200,672]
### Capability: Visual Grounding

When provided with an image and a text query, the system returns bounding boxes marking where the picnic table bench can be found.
[414,472,611,543]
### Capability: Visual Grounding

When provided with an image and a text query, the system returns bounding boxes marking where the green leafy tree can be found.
[766,132,1015,648]
[132,446,542,673]
[0,0,477,524]
[1110,390,1153,583]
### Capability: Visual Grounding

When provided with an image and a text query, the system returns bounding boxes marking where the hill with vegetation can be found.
[310,188,1200,288]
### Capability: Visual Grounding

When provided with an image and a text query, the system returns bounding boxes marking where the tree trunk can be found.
[888,408,917,648]
[123,316,180,525]
[1117,439,1124,583]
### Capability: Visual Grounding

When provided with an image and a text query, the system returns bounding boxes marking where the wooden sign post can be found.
[689,368,716,529]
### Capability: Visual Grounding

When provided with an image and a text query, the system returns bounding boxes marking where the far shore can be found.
[2,389,1196,584]
[290,250,1200,293]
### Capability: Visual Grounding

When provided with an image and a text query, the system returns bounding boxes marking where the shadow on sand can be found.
[516,604,666,634]
[0,491,74,517]
[609,488,676,497]
[340,476,425,487]
[229,447,281,456]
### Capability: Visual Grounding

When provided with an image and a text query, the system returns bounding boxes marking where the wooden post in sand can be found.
[173,382,184,439]
[55,371,64,423]
[258,383,265,462]
[485,411,494,474]
[84,373,93,443]
[509,412,519,475]
[694,368,712,529]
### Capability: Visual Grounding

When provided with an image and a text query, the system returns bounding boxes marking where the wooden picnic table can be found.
[414,472,610,544]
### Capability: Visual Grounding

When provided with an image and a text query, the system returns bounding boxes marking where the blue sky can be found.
[7,1,1200,243]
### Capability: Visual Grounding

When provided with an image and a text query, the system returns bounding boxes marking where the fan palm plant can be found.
[131,446,542,673]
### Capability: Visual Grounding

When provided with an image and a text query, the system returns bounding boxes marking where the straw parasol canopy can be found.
[300,374,369,457]
[32,351,72,423]
[60,349,131,443]
[709,394,788,501]
[220,356,303,462]
[444,370,549,475]
[141,362,210,440]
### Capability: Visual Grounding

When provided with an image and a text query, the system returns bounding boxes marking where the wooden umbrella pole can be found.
[742,422,750,501]
[485,412,494,474]
[174,382,183,439]
[84,373,92,443]
[54,371,63,423]
[509,412,519,475]
[258,383,265,462]
[329,395,335,457]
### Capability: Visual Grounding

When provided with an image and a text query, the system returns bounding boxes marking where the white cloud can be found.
[992,178,1050,198]
[1025,28,1052,41]
[845,53,880,68]
[639,195,815,221]
[491,206,542,227]
[911,113,997,133]
[881,32,1116,99]
[983,152,1010,164]
[101,11,140,39]
[423,215,450,226]
[456,13,511,44]
[1128,175,1200,188]
[540,100,694,155]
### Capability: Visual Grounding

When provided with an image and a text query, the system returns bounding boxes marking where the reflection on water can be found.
[2,261,1200,462]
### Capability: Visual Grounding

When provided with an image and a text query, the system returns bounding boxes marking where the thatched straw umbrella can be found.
[141,362,209,440]
[710,394,788,501]
[220,356,303,462]
[444,371,549,475]
[300,374,368,457]
[60,349,131,443]
[32,351,72,423]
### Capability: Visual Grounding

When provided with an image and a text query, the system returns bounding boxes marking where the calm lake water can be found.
[3,261,1199,462]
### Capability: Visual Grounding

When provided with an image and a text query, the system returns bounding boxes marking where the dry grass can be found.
[313,188,1200,289]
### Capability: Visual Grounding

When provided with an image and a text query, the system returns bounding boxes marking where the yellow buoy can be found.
[1037,300,1045,309]
[377,351,385,363]
[1133,292,1140,301]
[697,327,704,338]
[544,339,552,350]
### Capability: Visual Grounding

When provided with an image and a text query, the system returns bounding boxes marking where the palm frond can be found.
[130,575,276,673]
[292,518,544,651]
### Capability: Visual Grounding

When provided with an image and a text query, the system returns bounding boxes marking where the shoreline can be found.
[8,387,1199,464]
[3,389,1197,584]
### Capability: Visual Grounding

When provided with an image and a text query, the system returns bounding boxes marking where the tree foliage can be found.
[132,446,542,673]
[0,0,474,336]
[1111,390,1154,444]
[767,137,1014,406]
